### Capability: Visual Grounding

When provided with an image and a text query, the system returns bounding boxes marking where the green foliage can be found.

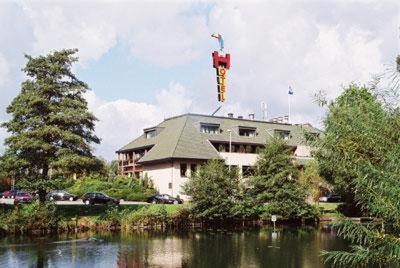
[183,159,240,220]
[249,138,318,220]
[322,220,400,267]
[0,202,59,233]
[121,204,190,228]
[1,49,101,200]
[299,160,330,202]
[67,176,156,201]
[320,82,400,266]
[316,84,389,214]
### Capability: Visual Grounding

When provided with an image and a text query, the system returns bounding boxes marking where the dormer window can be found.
[274,129,290,140]
[145,129,157,139]
[239,127,256,137]
[200,123,220,134]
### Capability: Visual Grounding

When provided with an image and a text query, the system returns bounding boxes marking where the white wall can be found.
[294,145,311,157]
[219,152,258,167]
[143,160,202,200]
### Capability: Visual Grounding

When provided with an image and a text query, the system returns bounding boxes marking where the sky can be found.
[0,0,399,160]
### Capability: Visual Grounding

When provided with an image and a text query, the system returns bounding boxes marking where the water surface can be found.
[0,226,346,267]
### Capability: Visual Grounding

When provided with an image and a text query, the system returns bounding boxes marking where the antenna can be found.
[261,102,267,121]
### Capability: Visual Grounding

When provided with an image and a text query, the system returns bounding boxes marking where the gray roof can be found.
[116,113,322,163]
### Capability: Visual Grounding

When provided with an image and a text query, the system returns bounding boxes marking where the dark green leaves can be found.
[1,49,101,196]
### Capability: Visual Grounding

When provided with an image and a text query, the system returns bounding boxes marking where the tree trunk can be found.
[39,164,49,203]
[38,188,47,203]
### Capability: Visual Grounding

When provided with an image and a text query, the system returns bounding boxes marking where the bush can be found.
[0,201,59,233]
[67,176,156,201]
[121,205,190,229]
[183,160,240,221]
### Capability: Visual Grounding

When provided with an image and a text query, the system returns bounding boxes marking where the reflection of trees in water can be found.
[114,228,347,268]
[1,228,347,267]
[181,230,243,267]
[244,227,347,268]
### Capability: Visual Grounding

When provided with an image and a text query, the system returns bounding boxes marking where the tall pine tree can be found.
[249,138,318,220]
[1,49,101,201]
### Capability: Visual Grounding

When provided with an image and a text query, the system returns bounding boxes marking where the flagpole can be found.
[288,91,291,123]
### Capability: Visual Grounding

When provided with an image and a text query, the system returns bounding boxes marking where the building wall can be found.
[219,152,258,167]
[142,145,313,201]
[294,145,311,157]
[143,160,203,200]
[142,162,174,196]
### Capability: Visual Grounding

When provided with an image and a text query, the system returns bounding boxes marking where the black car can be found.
[47,191,77,201]
[147,194,183,204]
[82,192,119,205]
[319,193,342,203]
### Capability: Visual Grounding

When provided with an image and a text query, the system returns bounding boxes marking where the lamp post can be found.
[227,129,232,171]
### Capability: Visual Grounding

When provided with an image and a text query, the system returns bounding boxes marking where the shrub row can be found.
[67,176,157,201]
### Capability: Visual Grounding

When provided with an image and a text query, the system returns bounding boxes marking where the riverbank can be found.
[0,202,326,235]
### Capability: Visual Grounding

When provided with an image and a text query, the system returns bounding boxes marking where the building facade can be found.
[116,113,321,200]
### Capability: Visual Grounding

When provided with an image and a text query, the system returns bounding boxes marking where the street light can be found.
[226,129,232,153]
[226,129,232,171]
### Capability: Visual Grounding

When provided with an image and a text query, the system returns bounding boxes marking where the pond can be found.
[0,226,347,267]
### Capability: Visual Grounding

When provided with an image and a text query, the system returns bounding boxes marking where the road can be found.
[0,198,148,206]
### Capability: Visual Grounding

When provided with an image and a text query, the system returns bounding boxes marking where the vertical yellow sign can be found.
[216,66,228,102]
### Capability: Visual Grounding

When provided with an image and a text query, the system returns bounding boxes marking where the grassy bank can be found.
[0,202,191,235]
[0,202,323,235]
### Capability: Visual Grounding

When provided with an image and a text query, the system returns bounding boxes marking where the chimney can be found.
[227,113,234,118]
[238,115,243,119]
[248,113,255,120]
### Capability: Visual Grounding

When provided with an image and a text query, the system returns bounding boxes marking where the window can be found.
[190,164,197,174]
[242,166,254,177]
[180,163,187,177]
[168,182,172,189]
[274,130,290,140]
[200,123,220,134]
[239,127,256,137]
[145,130,156,139]
[305,132,319,142]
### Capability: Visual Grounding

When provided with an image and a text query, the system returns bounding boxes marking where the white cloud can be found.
[0,0,398,159]
[86,82,191,160]
[19,1,210,67]
[21,2,118,63]
[0,54,9,85]
[202,1,395,125]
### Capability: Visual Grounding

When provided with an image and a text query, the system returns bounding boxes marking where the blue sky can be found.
[0,0,399,160]
[77,41,210,104]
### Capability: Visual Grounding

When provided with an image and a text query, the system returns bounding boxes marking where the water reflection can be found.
[0,226,346,267]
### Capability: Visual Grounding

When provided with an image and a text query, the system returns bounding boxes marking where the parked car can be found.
[319,193,342,203]
[82,192,119,205]
[47,190,77,201]
[14,191,34,205]
[147,194,183,204]
[1,190,19,199]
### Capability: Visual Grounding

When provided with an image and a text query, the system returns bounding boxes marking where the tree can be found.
[249,138,318,220]
[1,49,101,201]
[316,84,390,216]
[298,160,330,203]
[183,160,240,220]
[321,65,400,266]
